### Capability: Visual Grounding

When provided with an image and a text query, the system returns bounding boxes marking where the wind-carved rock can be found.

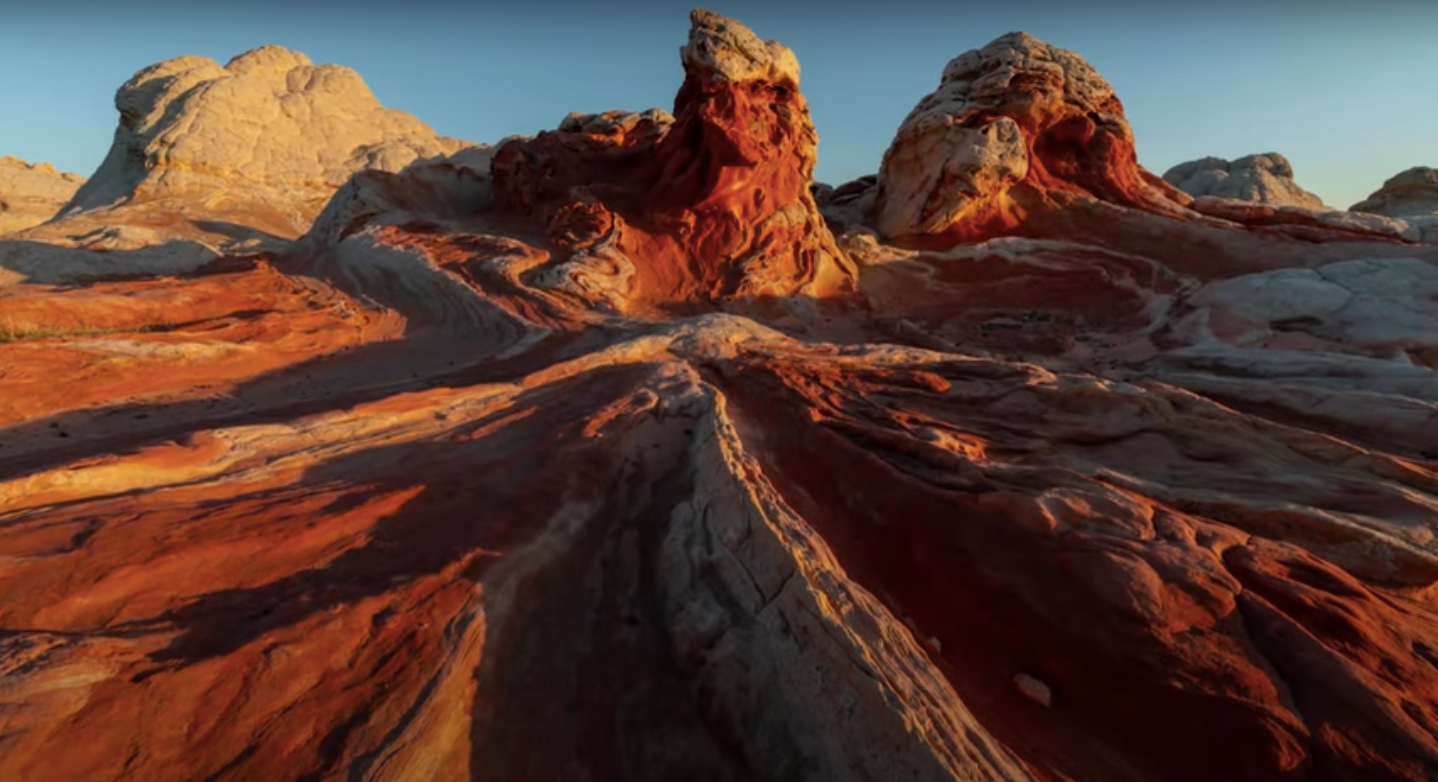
[0,156,84,235]
[6,11,1438,782]
[1153,160,1438,246]
[871,32,1191,244]
[491,10,856,314]
[1163,153,1326,210]
[1351,166,1438,218]
[57,45,469,238]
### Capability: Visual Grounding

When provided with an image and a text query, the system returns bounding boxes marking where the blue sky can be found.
[2,1,1433,210]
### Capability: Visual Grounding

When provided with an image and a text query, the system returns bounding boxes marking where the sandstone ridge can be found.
[0,10,1436,782]
[488,9,856,313]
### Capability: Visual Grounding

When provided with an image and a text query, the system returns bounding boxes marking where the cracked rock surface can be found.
[1,8,1438,782]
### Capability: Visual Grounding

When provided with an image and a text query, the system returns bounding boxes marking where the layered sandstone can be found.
[1163,153,1326,210]
[1173,256,1438,364]
[0,156,84,235]
[869,32,1193,244]
[1,10,1437,782]
[849,32,1425,261]
[488,9,856,313]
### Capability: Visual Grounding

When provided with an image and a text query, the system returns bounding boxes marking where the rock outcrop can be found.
[488,10,856,313]
[834,31,1426,271]
[1352,167,1438,217]
[0,156,84,235]
[2,10,1438,782]
[2,46,476,286]
[1162,153,1326,210]
[869,32,1192,244]
[1175,256,1438,364]
[47,45,470,242]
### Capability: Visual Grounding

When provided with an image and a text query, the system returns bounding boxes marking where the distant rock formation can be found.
[869,32,1192,244]
[50,45,470,242]
[1162,153,1326,210]
[488,9,855,313]
[1351,166,1438,217]
[817,30,1427,270]
[0,156,84,235]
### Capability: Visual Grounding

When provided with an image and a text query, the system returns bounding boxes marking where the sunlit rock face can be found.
[837,30,1429,278]
[870,31,1192,245]
[0,46,477,284]
[0,156,84,235]
[2,44,473,276]
[2,9,1438,782]
[489,9,856,314]
[1163,153,1327,210]
[65,45,468,229]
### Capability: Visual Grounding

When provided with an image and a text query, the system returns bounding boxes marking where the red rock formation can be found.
[714,345,1438,782]
[868,32,1192,246]
[3,9,1438,782]
[490,10,856,313]
[862,32,1423,260]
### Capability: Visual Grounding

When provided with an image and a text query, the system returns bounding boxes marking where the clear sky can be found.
[2,0,1434,210]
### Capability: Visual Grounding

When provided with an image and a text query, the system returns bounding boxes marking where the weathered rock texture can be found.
[832,31,1428,274]
[0,156,84,235]
[1175,256,1438,364]
[2,10,1438,782]
[870,32,1192,244]
[489,9,856,313]
[1,46,477,285]
[1163,153,1326,210]
[48,45,469,242]
[1352,167,1438,217]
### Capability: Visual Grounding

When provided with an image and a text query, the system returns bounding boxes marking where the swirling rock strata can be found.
[871,32,1192,244]
[490,10,856,314]
[2,9,1438,782]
